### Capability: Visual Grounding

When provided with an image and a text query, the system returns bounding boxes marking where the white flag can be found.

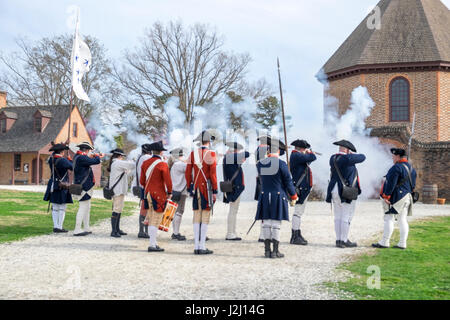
[71,10,92,102]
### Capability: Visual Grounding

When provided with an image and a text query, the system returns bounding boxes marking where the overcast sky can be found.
[1,0,449,135]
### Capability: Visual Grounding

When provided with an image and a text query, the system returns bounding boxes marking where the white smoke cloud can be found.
[292,84,392,199]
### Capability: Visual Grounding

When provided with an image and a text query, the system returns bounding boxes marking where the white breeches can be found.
[74,200,91,234]
[227,197,241,239]
[52,203,67,229]
[292,202,307,230]
[262,220,282,241]
[332,189,356,242]
[379,197,411,248]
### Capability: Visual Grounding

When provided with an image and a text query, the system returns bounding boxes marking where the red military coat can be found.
[140,155,173,213]
[185,147,218,210]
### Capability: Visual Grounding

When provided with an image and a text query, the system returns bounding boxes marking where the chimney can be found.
[0,91,6,109]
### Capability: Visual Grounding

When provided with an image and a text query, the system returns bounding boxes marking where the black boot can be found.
[111,213,121,238]
[290,230,295,244]
[291,230,307,245]
[271,240,284,258]
[344,240,357,248]
[336,240,345,248]
[117,213,127,236]
[298,230,308,245]
[264,239,272,258]
[138,215,149,238]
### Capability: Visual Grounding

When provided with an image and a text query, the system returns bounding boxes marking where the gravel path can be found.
[0,187,448,300]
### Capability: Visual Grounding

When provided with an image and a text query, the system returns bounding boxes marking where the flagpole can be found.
[68,89,73,145]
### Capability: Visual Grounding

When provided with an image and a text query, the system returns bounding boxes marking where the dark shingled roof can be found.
[0,105,70,153]
[322,0,450,75]
[36,109,53,118]
[1,111,18,119]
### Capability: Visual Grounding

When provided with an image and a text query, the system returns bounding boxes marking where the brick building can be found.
[321,0,450,199]
[0,91,101,186]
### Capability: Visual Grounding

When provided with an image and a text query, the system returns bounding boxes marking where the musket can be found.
[246,219,257,236]
[277,58,290,171]
[407,112,416,161]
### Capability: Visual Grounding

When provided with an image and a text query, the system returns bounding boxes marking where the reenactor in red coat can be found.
[185,131,218,255]
[140,141,173,252]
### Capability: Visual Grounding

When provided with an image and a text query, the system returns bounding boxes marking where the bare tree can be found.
[0,34,113,118]
[113,21,252,126]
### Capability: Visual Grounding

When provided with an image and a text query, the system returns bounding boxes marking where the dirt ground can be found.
[0,190,448,300]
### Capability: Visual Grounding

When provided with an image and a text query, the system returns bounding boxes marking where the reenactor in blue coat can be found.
[254,135,270,242]
[43,143,73,233]
[255,137,298,258]
[326,140,366,248]
[223,142,250,241]
[289,139,317,245]
[72,142,104,237]
[372,148,417,250]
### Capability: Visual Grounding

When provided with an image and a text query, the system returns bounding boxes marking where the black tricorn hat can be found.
[226,141,244,150]
[194,130,216,143]
[77,141,94,150]
[257,135,271,145]
[170,148,184,157]
[142,144,153,153]
[49,142,69,152]
[149,141,167,152]
[333,140,356,153]
[267,137,287,151]
[291,139,311,149]
[391,148,406,157]
[110,148,126,157]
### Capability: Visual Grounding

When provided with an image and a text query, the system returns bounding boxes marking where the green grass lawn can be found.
[0,190,138,244]
[328,216,450,300]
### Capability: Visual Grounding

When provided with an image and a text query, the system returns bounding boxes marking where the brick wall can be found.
[438,71,450,141]
[327,70,443,143]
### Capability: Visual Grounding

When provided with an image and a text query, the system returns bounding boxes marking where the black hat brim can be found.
[333,140,356,152]
[291,140,311,149]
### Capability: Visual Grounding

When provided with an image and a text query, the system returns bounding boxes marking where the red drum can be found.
[159,200,178,232]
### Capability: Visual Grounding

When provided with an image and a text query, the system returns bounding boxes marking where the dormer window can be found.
[33,109,52,133]
[0,118,6,133]
[34,116,42,133]
[0,110,18,133]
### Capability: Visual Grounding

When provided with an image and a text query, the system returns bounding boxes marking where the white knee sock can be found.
[149,226,158,248]
[58,204,66,230]
[83,201,91,232]
[380,215,394,247]
[262,220,273,240]
[259,222,264,240]
[271,221,281,241]
[172,213,182,235]
[340,219,350,243]
[292,203,306,231]
[398,214,409,248]
[74,202,87,234]
[193,223,200,250]
[200,223,208,250]
[52,205,59,229]
[334,217,341,241]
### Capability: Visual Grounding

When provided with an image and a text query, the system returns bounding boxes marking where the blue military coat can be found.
[73,152,101,201]
[255,156,297,221]
[290,150,317,204]
[43,154,73,204]
[381,160,416,205]
[326,153,366,204]
[223,151,250,203]
[254,145,268,201]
